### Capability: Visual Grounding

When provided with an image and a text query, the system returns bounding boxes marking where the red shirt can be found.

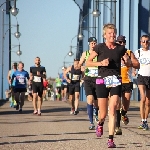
[43,80,48,88]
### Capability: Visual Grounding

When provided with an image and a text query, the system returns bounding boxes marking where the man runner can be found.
[30,57,46,116]
[134,35,150,130]
[115,35,139,135]
[79,37,99,130]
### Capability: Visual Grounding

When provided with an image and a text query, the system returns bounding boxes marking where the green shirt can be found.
[55,77,61,87]
[84,50,98,77]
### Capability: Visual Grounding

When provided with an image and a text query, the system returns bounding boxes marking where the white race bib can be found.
[34,76,41,82]
[72,74,80,80]
[104,75,121,88]
[88,69,98,77]
[19,77,25,84]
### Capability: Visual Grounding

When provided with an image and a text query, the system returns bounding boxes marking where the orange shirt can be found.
[121,50,132,83]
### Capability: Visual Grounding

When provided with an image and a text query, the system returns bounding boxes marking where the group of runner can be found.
[62,23,150,148]
[6,23,150,148]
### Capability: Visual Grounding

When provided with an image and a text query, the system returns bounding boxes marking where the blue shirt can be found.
[59,73,68,85]
[10,69,16,86]
[12,70,29,88]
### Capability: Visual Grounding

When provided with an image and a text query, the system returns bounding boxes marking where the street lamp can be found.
[14,24,21,38]
[10,0,19,16]
[94,0,117,25]
[92,9,101,17]
[78,12,99,41]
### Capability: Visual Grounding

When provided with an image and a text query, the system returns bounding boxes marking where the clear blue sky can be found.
[11,0,79,78]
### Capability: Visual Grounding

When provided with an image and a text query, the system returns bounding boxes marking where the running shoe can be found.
[33,111,38,115]
[16,104,19,110]
[19,109,22,113]
[70,108,74,114]
[121,114,129,125]
[89,123,95,130]
[138,122,145,129]
[115,127,122,135]
[107,139,116,148]
[143,123,149,131]
[74,110,79,115]
[95,115,99,123]
[96,125,103,137]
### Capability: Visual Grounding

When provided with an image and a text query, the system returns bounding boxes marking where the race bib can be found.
[19,77,25,84]
[96,76,121,88]
[104,76,121,88]
[88,69,98,77]
[72,74,80,80]
[33,76,41,82]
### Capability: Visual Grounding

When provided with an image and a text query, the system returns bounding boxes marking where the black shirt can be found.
[30,65,46,83]
[93,43,126,77]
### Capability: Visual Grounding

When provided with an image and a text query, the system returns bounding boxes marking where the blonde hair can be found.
[103,23,117,37]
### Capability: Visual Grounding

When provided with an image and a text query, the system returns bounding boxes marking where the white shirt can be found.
[134,48,150,76]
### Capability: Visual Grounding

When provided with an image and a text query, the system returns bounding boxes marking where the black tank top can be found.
[70,65,82,83]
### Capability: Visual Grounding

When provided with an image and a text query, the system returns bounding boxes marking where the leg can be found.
[63,86,67,101]
[138,85,146,124]
[37,85,43,115]
[32,83,38,114]
[14,89,20,110]
[20,90,26,110]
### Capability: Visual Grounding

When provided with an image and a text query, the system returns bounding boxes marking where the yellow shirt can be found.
[121,50,132,83]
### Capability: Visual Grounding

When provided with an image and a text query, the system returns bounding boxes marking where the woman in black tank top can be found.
[86,24,132,148]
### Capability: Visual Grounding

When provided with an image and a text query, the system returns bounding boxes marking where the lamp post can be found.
[63,51,74,68]
[78,12,100,41]
[93,0,117,25]
[1,0,20,99]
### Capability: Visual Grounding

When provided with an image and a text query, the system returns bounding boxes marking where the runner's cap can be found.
[88,37,97,42]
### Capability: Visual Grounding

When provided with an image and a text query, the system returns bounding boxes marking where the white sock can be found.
[142,119,145,122]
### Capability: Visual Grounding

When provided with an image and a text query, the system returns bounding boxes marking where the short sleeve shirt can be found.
[93,43,127,78]
[12,70,29,88]
[30,65,46,83]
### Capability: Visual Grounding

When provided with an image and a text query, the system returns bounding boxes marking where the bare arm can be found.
[79,51,86,67]
[130,52,140,69]
[86,51,109,67]
[64,66,71,81]
[7,70,11,84]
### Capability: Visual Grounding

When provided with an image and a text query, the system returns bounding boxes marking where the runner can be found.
[134,35,150,130]
[7,62,17,107]
[11,62,29,112]
[55,75,62,101]
[64,59,83,115]
[30,57,46,116]
[115,35,140,135]
[59,67,68,101]
[43,75,48,101]
[79,37,99,130]
[86,23,139,148]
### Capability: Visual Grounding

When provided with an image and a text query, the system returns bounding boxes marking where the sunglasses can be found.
[118,41,126,44]
[141,40,150,43]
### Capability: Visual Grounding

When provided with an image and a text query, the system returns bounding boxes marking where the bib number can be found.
[88,69,98,77]
[19,77,25,84]
[34,76,41,82]
[96,76,121,88]
[72,75,80,80]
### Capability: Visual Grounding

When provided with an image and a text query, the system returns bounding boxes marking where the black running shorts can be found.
[32,82,43,97]
[69,82,80,95]
[122,82,133,93]
[137,75,150,90]
[84,76,97,100]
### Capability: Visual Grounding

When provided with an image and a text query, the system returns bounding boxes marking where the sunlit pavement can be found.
[0,100,150,150]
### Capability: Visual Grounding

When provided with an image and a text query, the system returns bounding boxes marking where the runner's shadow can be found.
[0,138,86,145]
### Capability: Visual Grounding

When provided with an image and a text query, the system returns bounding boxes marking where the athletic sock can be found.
[87,103,93,124]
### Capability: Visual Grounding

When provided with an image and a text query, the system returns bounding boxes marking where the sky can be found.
[11,0,79,78]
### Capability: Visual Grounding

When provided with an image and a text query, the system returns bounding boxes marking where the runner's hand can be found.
[81,66,85,72]
[132,70,137,77]
[67,79,71,83]
[99,58,109,66]
[122,53,132,66]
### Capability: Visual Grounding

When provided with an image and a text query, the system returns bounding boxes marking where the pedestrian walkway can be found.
[0,100,150,150]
